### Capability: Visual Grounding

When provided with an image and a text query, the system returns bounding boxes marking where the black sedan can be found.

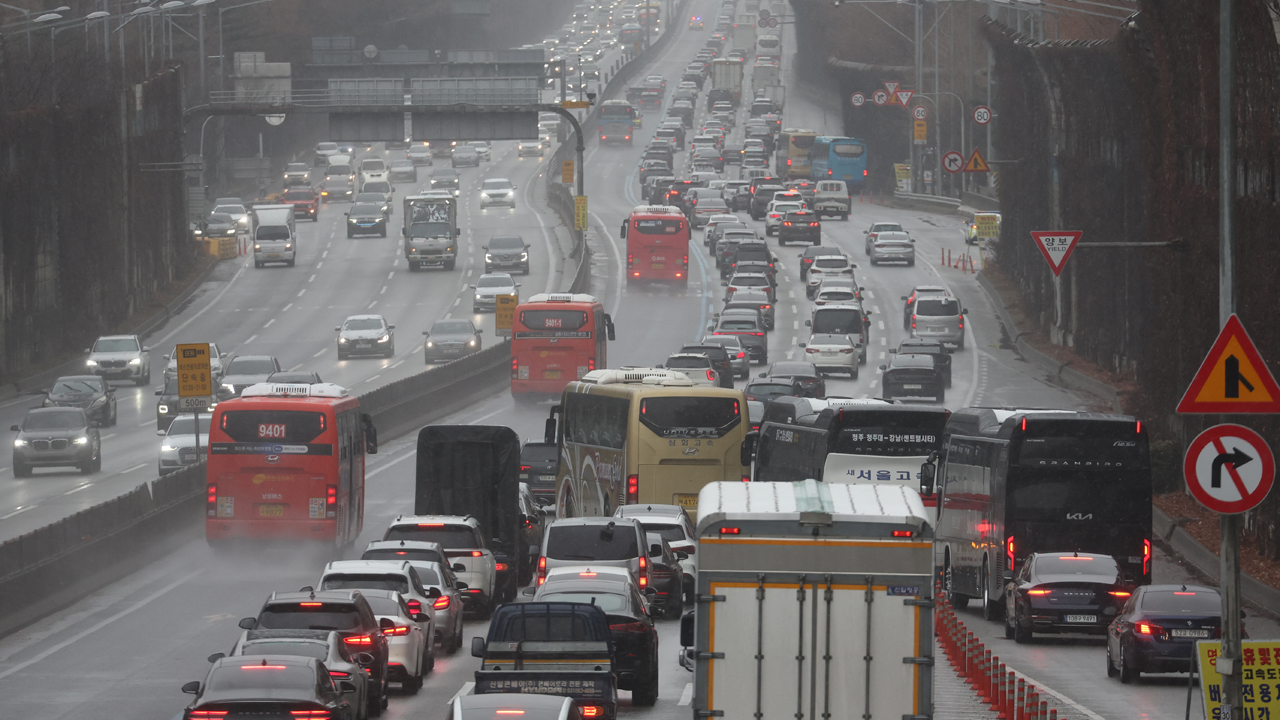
[43,375,116,427]
[423,319,482,364]
[1106,584,1227,683]
[896,338,952,388]
[181,655,358,720]
[519,441,559,506]
[645,532,686,619]
[758,361,825,398]
[1005,552,1133,643]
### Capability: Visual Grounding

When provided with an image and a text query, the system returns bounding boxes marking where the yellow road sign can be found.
[913,119,927,144]
[562,160,575,184]
[1197,640,1280,719]
[574,196,588,231]
[176,343,212,397]
[1178,314,1280,413]
[561,100,590,109]
[495,295,518,336]
[963,147,991,173]
[974,212,1001,239]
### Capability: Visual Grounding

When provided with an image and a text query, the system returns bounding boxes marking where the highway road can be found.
[0,3,1270,719]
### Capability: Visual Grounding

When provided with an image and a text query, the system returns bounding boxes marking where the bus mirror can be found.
[605,314,616,341]
[619,221,627,238]
[680,611,695,647]
[740,431,758,466]
[361,413,378,454]
[919,461,936,496]
[544,417,557,445]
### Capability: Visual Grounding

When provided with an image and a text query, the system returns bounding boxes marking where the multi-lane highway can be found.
[0,2,1272,719]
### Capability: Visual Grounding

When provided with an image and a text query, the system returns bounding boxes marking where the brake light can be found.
[707,369,716,381]
[190,712,229,718]
[495,562,509,572]
[863,169,868,176]
[683,255,689,267]
[418,523,445,527]
[783,221,791,226]
[1109,590,1132,598]
[736,351,745,358]
[580,706,605,718]
[787,158,791,165]
[496,712,526,716]
[242,665,289,670]
[810,222,819,227]
[720,527,740,534]
[579,572,598,577]
[329,671,351,678]
[512,357,518,378]
[471,550,483,557]
[1022,417,1027,431]
[805,347,818,354]
[343,635,374,646]
[206,483,217,517]
[290,712,330,719]
[589,358,596,371]
[406,600,422,614]
[538,556,547,585]
[1137,622,1164,636]
[627,474,638,502]
[839,348,854,354]
[1027,589,1051,596]
[300,602,323,607]
[326,485,336,511]
[1006,536,1015,570]
[432,595,451,609]
[1143,538,1151,575]
[1174,591,1198,595]
[610,621,650,633]
[911,314,916,329]
[638,555,648,587]
[828,169,833,176]
[520,465,531,472]
[627,253,633,267]
[892,530,913,538]
[384,625,411,636]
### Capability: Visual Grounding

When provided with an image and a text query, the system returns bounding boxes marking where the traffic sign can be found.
[894,89,914,107]
[1184,424,1275,514]
[1177,314,1280,413]
[942,150,964,173]
[850,92,865,107]
[561,100,590,108]
[495,295,518,338]
[1029,231,1082,277]
[913,119,927,144]
[758,8,771,19]
[767,17,777,27]
[178,396,210,411]
[562,160,574,184]
[175,343,212,398]
[757,18,768,27]
[872,90,888,106]
[883,81,899,96]
[912,105,927,120]
[962,147,991,173]
[973,105,992,125]
[574,195,588,231]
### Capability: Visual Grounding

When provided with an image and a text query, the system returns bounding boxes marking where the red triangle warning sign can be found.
[1177,314,1280,414]
[1030,231,1082,277]
[895,89,914,107]
[962,147,990,173]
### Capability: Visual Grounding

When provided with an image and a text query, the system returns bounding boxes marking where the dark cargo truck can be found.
[415,425,528,604]
[471,602,618,719]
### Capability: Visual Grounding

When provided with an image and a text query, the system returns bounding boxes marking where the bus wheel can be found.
[981,561,1002,621]
[945,558,969,609]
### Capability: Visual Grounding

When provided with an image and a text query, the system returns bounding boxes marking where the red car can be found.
[281,188,319,221]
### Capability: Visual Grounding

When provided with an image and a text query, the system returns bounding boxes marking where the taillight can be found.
[911,314,916,329]
[828,169,833,176]
[1109,590,1132,598]
[538,556,547,585]
[511,357,518,378]
[384,625,411,636]
[863,169,868,176]
[588,358,596,371]
[736,351,745,358]
[786,158,791,165]
[496,562,510,572]
[290,712,330,719]
[329,671,351,678]
[609,621,650,633]
[326,485,337,516]
[892,530,914,538]
[1006,536,1015,571]
[406,600,422,614]
[1143,539,1151,576]
[471,550,483,557]
[810,222,819,226]
[433,596,452,610]
[706,369,716,381]
[627,474,638,503]
[206,483,217,517]
[1137,622,1164,636]
[683,255,689,267]
[805,347,818,354]
[343,635,374,646]
[190,713,229,718]
[520,465,531,472]
[638,554,648,587]
[627,253,633,267]
[1027,588,1051,596]
[580,706,605,718]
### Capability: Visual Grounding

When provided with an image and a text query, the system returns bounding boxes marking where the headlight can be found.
[521,252,529,261]
[476,293,483,300]
[377,334,390,343]
[13,439,26,447]
[348,218,357,223]
[86,359,98,367]
[74,436,89,445]
[194,229,203,236]
[129,358,141,366]
[425,341,434,348]
[226,229,236,236]
[468,339,477,347]
[157,404,169,414]
[285,243,293,250]
[485,253,494,262]
[253,244,261,250]
[339,337,350,344]
[238,217,249,225]
[161,443,175,452]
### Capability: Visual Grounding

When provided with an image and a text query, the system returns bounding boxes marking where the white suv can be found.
[539,517,650,589]
[315,560,437,641]
[764,201,804,236]
[383,515,498,616]
[661,353,720,386]
[614,504,698,601]
[805,254,854,299]
[85,334,150,386]
[359,158,389,187]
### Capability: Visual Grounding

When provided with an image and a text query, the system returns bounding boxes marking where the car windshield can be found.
[363,596,407,616]
[23,411,84,430]
[430,321,474,335]
[746,382,794,400]
[812,309,863,334]
[1140,590,1221,613]
[258,604,361,631]
[281,192,312,202]
[641,523,687,543]
[208,213,236,224]
[317,143,338,151]
[213,205,245,215]
[51,379,100,394]
[770,363,815,378]
[361,159,386,171]
[640,396,741,438]
[240,642,328,661]
[773,204,801,213]
[92,338,139,353]
[384,524,479,547]
[320,574,410,594]
[546,525,638,561]
[267,373,318,384]
[206,664,314,693]
[820,291,856,302]
[363,182,391,193]
[537,592,630,613]
[356,194,384,203]
[489,236,525,250]
[226,358,277,375]
[256,225,290,240]
[350,204,383,216]
[1034,555,1119,578]
[733,277,768,287]
[719,320,757,330]
[915,298,961,316]
[814,258,847,268]
[477,276,513,288]
[167,415,212,435]
[482,180,512,190]
[344,318,385,331]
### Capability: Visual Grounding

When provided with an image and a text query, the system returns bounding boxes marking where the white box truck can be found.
[250,204,296,268]
[681,479,935,720]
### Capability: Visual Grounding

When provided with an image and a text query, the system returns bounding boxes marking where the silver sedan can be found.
[800,333,860,379]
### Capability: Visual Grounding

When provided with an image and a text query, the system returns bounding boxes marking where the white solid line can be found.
[155,262,248,346]
[297,288,306,297]
[0,569,203,681]
[1006,668,1107,720]
[138,418,156,427]
[117,463,148,475]
[245,334,257,344]
[364,374,381,383]
[0,506,32,520]
[63,484,93,496]
[468,404,511,425]
[679,683,694,706]
[312,348,327,358]
[263,319,275,328]
[101,433,117,440]
[448,681,476,708]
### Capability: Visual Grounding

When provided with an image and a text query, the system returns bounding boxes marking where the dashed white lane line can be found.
[389,360,405,369]
[308,274,316,282]
[367,301,378,309]
[297,288,306,297]
[263,319,275,328]
[793,320,799,330]
[453,298,461,306]
[878,320,885,330]
[679,683,694,706]
[1,506,32,520]
[138,419,156,427]
[379,286,388,294]
[245,335,257,344]
[312,348,327,358]
[363,374,381,384]
[101,433,117,441]
[864,289,874,299]
[63,484,93,496]
[322,250,329,258]
[288,363,304,371]
[387,271,394,280]
[282,303,293,312]
[116,463,147,476]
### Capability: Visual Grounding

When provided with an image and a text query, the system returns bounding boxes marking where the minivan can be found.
[807,304,869,364]
[538,517,650,587]
[909,293,967,349]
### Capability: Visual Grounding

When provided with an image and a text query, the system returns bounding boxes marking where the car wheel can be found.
[1014,617,1032,644]
[1106,644,1119,678]
[632,665,659,706]
[12,460,31,478]
[1118,642,1136,683]
[347,231,353,238]
[286,260,295,267]
[109,406,118,426]
[367,686,385,717]
[850,367,859,380]
[907,259,915,267]
[842,213,849,221]
[381,230,387,238]
[473,307,481,313]
[404,671,422,694]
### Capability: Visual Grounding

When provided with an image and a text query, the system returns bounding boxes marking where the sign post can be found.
[495,295,518,339]
[176,343,212,463]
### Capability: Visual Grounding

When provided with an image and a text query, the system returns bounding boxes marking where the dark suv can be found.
[778,210,821,245]
[484,235,530,275]
[749,184,785,220]
[519,441,559,506]
[895,338,952,388]
[679,344,735,388]
[240,590,391,718]
[879,353,946,403]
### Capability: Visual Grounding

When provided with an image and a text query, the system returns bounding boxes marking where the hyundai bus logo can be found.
[682,447,699,455]
[264,455,280,464]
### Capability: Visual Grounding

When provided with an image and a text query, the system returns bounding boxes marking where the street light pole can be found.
[0,2,34,53]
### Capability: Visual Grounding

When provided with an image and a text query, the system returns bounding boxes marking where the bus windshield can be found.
[639,396,740,438]
[633,218,684,234]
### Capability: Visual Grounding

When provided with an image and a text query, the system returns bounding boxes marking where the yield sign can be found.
[1183,424,1275,514]
[895,89,914,107]
[883,81,900,96]
[1176,314,1280,413]
[1030,231,1082,277]
[942,151,964,173]
[963,147,990,173]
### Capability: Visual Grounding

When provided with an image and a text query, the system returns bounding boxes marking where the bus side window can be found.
[338,413,350,461]
[351,411,364,458]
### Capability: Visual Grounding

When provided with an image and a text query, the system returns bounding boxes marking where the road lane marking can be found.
[138,419,156,427]
[245,334,257,344]
[116,463,147,475]
[154,262,249,346]
[263,319,275,328]
[379,286,387,294]
[389,359,404,369]
[878,321,885,330]
[793,320,799,330]
[282,303,293,312]
[367,301,378,309]
[101,433,117,440]
[363,374,381,384]
[63,484,92,496]
[297,288,306,297]
[312,348,327,358]
[387,271,394,280]
[308,274,316,282]
[288,363,303,371]
[0,506,32,520]
[864,290,874,299]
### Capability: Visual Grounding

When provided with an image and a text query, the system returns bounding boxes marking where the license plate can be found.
[1064,615,1097,623]
[539,474,556,482]
[903,384,923,390]
[1171,628,1209,638]
[651,263,665,269]
[356,342,370,348]
[267,254,281,259]
[544,369,562,379]
[258,504,285,517]
[675,494,699,509]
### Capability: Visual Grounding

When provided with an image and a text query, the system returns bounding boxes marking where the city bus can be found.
[205,382,378,547]
[599,100,637,145]
[776,128,817,179]
[620,205,690,285]
[619,23,644,47]
[929,408,1153,619]
[810,136,869,190]
[545,368,750,518]
[511,293,615,401]
[751,398,948,521]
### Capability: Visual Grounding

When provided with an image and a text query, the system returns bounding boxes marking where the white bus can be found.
[755,34,780,59]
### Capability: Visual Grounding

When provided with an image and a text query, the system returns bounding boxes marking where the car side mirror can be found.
[471,637,488,657]
[378,617,395,630]
[412,612,430,622]
[644,587,658,597]
[455,228,461,237]
[182,681,201,695]
[207,652,225,663]
[889,349,897,354]
[900,296,908,301]
[452,562,467,572]
[334,327,341,332]
[388,325,395,330]
[9,425,18,432]
[156,429,166,436]
[142,346,150,352]
[455,581,468,590]
[238,617,257,630]
[422,331,429,336]
[676,551,689,560]
[522,586,537,597]
[516,283,522,288]
[84,348,91,354]
[426,586,442,598]
[804,320,811,327]
[878,365,887,371]
[650,543,663,556]
[963,308,969,314]
[798,343,806,348]
[476,329,483,335]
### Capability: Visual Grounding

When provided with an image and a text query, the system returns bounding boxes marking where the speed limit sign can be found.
[850,93,865,107]
[912,105,927,121]
[973,105,992,125]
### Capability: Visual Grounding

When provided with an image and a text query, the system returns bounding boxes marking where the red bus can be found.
[621,206,690,285]
[206,382,378,546]
[511,293,615,400]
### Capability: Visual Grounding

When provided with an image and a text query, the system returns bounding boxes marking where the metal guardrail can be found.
[208,87,542,107]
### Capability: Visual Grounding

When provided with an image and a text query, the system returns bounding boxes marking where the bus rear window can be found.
[220,411,328,443]
[639,397,741,438]
[832,143,865,158]
[633,218,685,234]
[1016,420,1148,467]
[520,310,588,331]
[789,135,815,149]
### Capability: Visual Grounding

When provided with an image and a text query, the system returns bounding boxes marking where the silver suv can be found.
[909,292,968,349]
[538,517,651,589]
[85,334,150,386]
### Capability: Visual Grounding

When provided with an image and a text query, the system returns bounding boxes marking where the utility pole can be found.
[913,0,922,193]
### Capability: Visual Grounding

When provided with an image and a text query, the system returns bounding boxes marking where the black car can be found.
[680,344,735,389]
[240,590,391,718]
[639,159,671,184]
[519,441,559,506]
[1106,584,1226,683]
[43,375,116,427]
[749,184,785,220]
[484,235,530,275]
[1004,552,1133,643]
[346,202,388,238]
[778,210,821,246]
[155,375,229,431]
[743,379,801,403]
[645,532,686,619]
[182,655,358,720]
[895,338,952,388]
[758,361,825,398]
[429,169,460,195]
[879,353,945,403]
[11,407,101,477]
[706,220,749,254]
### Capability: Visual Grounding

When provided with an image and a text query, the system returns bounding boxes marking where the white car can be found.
[479,178,517,209]
[764,201,804,236]
[360,540,466,652]
[156,412,211,475]
[383,515,498,616]
[211,203,250,229]
[661,353,720,386]
[163,341,225,380]
[466,141,491,161]
[360,589,434,693]
[407,145,434,165]
[359,158,389,187]
[85,334,151,386]
[517,139,544,157]
[800,333,860,378]
[805,255,855,299]
[472,273,520,313]
[317,559,437,634]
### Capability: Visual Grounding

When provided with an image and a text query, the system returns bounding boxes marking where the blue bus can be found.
[810,136,868,191]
